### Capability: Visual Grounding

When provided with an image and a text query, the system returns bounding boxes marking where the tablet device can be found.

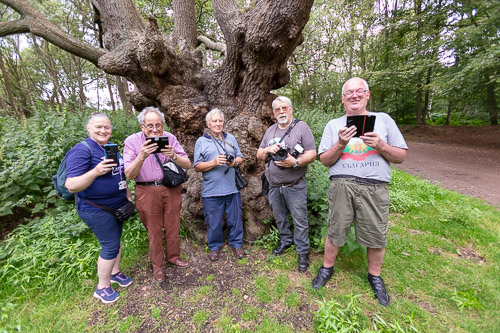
[346,115,376,137]
[104,143,119,164]
[146,136,169,154]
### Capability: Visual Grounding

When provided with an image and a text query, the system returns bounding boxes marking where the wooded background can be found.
[0,0,497,124]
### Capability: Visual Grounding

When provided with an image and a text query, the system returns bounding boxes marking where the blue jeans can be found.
[202,193,243,251]
[78,209,123,260]
[267,180,310,254]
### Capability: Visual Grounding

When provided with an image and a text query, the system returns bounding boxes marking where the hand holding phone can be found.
[346,115,376,137]
[146,136,169,154]
[104,143,119,165]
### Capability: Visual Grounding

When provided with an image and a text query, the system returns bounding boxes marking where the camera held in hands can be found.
[225,153,235,163]
[270,144,304,162]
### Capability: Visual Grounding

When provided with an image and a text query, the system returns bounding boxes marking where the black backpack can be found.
[52,141,92,200]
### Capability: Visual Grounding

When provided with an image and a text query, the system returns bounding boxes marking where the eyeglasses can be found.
[343,89,368,98]
[143,123,163,130]
[273,106,289,112]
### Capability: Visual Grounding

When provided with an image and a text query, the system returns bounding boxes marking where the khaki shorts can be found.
[327,178,390,248]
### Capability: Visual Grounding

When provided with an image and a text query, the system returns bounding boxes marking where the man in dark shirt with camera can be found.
[257,96,317,272]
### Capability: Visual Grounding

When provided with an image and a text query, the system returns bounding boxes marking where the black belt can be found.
[135,180,163,187]
[276,176,305,188]
[329,174,386,185]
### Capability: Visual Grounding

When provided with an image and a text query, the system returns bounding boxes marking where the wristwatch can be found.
[172,153,177,161]
[293,159,300,169]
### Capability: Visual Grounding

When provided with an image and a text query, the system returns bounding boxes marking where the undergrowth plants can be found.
[0,207,146,297]
[0,108,139,218]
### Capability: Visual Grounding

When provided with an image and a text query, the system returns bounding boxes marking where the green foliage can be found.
[0,107,139,218]
[372,313,419,333]
[278,1,499,125]
[0,205,146,298]
[314,294,363,332]
[151,304,161,320]
[451,289,482,311]
[255,275,273,303]
[254,273,290,304]
[192,309,210,327]
[388,169,444,213]
[285,292,300,308]
[254,224,280,251]
[0,207,96,292]
[305,160,330,249]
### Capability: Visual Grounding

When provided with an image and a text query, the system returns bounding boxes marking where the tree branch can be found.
[197,35,226,55]
[0,18,29,35]
[0,0,105,66]
[212,0,242,40]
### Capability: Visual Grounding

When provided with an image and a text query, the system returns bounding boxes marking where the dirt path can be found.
[394,125,500,209]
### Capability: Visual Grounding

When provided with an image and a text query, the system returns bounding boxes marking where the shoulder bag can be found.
[154,153,188,187]
[234,166,248,191]
[85,199,136,223]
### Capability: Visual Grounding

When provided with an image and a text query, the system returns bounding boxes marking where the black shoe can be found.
[298,253,309,272]
[311,266,334,290]
[272,242,292,255]
[368,273,390,306]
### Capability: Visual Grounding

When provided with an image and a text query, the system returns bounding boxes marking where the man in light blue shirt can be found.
[194,109,245,261]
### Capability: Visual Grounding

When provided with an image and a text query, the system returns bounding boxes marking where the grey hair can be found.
[87,112,111,127]
[342,77,370,95]
[205,108,225,123]
[137,106,165,125]
[272,96,292,109]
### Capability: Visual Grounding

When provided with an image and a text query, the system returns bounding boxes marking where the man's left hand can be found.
[274,154,296,168]
[360,132,384,150]
[160,146,176,159]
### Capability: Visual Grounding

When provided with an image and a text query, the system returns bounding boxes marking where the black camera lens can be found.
[271,148,288,161]
[226,154,235,163]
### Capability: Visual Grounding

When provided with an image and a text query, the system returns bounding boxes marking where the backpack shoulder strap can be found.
[80,140,92,156]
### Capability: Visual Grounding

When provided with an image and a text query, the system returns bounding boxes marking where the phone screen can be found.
[146,136,169,154]
[346,115,376,137]
[104,144,119,164]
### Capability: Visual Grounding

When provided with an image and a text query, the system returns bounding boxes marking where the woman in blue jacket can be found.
[65,113,133,304]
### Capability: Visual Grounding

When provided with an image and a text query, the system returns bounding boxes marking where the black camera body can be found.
[270,148,289,161]
[225,154,235,163]
[270,144,304,162]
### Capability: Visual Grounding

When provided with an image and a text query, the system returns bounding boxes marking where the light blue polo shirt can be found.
[194,132,244,198]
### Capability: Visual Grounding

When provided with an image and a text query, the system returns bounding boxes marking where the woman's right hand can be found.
[96,158,117,175]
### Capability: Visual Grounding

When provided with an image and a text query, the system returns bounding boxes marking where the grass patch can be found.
[1,170,499,332]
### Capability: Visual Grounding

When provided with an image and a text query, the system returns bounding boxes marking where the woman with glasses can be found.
[194,109,245,261]
[65,113,133,304]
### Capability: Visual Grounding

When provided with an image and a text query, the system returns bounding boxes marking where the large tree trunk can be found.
[0,0,314,239]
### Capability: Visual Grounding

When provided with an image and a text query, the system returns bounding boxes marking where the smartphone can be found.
[146,136,169,154]
[346,115,376,137]
[104,143,119,165]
